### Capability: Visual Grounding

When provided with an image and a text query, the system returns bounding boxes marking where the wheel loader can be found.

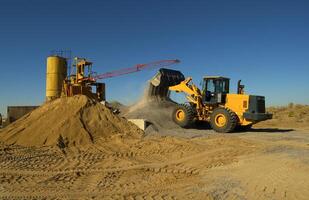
[150,68,272,133]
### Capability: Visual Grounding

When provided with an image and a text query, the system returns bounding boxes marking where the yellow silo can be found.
[46,56,67,101]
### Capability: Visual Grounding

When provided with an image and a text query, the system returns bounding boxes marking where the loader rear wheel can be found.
[210,108,237,133]
[172,104,195,128]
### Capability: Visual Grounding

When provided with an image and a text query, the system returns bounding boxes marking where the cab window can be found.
[206,79,229,93]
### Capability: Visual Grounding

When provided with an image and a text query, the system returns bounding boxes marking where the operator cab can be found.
[202,76,230,104]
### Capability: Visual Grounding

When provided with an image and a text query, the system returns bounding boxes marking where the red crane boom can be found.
[89,59,180,81]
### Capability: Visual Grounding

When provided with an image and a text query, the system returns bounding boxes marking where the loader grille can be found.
[248,95,266,114]
[257,98,266,113]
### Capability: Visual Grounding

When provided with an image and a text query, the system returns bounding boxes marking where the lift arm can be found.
[169,77,204,109]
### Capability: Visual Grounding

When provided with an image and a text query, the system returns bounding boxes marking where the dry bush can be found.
[257,104,309,129]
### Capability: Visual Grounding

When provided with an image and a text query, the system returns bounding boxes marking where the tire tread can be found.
[210,107,238,133]
[172,104,196,128]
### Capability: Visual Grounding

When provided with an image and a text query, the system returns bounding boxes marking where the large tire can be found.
[210,108,237,133]
[172,104,196,128]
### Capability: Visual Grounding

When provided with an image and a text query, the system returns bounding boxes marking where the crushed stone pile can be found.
[0,95,143,147]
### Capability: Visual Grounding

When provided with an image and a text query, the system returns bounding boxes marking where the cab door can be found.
[203,78,229,104]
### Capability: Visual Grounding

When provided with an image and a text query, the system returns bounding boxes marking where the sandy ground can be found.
[1,127,309,200]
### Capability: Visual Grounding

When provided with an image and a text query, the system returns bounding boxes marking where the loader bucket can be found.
[151,68,185,87]
[148,68,185,100]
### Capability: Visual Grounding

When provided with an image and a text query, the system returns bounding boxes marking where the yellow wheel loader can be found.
[150,68,272,133]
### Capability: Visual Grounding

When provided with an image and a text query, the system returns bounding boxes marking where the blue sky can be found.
[0,0,308,116]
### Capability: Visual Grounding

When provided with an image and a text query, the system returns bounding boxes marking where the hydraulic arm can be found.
[169,77,204,109]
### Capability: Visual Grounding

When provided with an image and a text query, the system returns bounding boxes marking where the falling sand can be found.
[122,82,182,133]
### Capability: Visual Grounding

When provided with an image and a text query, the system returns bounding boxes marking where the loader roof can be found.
[203,76,230,80]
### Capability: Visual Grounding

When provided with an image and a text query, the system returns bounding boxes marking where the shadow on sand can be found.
[249,128,294,133]
[192,122,294,133]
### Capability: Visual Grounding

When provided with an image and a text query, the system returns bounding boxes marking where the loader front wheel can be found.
[210,108,237,133]
[172,104,195,128]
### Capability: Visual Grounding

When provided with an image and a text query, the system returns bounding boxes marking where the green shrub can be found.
[288,111,294,117]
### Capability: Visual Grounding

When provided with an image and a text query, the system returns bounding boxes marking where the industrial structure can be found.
[150,68,272,132]
[62,57,106,101]
[45,54,180,102]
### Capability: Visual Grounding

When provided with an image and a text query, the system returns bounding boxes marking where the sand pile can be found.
[0,95,143,147]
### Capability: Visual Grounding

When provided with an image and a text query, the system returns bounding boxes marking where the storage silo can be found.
[45,56,67,101]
